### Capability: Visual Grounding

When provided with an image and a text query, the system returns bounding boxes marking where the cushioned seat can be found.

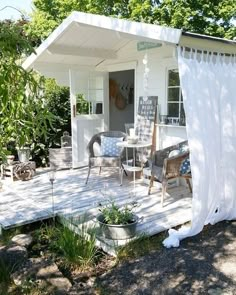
[85,131,127,185]
[148,140,192,206]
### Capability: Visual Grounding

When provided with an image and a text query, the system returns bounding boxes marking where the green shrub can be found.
[30,222,60,256]
[30,79,71,167]
[56,219,97,268]
[31,219,98,269]
[0,257,13,295]
[0,21,55,162]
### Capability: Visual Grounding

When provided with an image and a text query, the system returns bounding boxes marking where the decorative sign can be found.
[137,42,162,52]
[137,96,158,122]
[136,96,158,160]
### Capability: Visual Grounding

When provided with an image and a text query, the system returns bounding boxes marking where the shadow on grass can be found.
[96,220,236,295]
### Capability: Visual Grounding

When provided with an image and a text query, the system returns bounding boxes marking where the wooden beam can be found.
[48,45,117,59]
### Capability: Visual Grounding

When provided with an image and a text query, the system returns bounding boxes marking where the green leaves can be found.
[99,200,136,225]
[0,21,56,160]
[0,21,34,58]
[26,0,236,41]
[153,0,236,38]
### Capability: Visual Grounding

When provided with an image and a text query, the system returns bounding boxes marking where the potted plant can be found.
[97,199,139,240]
[16,146,31,163]
[8,90,55,163]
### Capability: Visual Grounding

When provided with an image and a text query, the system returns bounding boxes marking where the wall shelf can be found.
[158,124,186,129]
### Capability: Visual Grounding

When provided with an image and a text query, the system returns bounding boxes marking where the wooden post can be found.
[150,106,157,160]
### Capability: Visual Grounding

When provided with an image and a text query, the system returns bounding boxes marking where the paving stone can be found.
[11,234,33,248]
[208,288,234,295]
[0,244,27,270]
[36,263,72,291]
[11,257,72,292]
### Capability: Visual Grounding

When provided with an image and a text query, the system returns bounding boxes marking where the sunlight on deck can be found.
[0,167,192,251]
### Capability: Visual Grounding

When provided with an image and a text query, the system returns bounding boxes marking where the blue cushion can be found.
[100,136,124,157]
[179,157,191,175]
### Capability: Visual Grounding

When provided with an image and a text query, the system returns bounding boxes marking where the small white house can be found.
[24,11,236,247]
[23,11,236,168]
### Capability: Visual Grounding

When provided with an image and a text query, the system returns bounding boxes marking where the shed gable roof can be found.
[23,11,182,70]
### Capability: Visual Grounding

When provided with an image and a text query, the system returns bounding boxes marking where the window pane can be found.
[168,88,180,102]
[179,103,186,125]
[168,103,179,117]
[168,70,180,86]
[76,94,91,115]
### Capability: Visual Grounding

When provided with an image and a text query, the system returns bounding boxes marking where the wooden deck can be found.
[0,167,192,253]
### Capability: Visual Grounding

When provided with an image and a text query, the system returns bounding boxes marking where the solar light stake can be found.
[48,170,56,223]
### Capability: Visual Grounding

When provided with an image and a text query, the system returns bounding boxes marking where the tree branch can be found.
[0,5,26,18]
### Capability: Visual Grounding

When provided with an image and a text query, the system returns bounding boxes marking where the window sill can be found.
[158,124,186,128]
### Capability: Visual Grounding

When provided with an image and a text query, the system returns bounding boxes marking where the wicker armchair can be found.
[85,131,127,185]
[148,140,192,206]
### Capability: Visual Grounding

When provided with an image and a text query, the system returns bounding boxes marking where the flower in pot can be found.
[97,199,139,240]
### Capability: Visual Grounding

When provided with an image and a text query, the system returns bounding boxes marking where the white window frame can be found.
[166,68,185,125]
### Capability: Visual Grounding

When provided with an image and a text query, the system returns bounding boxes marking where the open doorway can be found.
[109,70,134,132]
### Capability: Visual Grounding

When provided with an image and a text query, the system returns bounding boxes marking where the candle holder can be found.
[48,169,56,222]
[129,128,135,138]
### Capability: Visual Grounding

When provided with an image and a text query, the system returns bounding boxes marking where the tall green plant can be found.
[0,21,55,160]
[57,218,97,268]
[31,79,71,166]
[0,258,14,295]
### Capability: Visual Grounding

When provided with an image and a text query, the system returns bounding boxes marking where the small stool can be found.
[1,161,36,181]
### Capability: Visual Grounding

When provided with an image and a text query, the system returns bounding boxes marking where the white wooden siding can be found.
[73,115,105,167]
[134,45,187,148]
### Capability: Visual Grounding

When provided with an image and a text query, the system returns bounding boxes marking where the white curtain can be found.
[163,46,236,248]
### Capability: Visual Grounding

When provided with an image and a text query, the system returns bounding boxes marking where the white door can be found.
[69,70,109,168]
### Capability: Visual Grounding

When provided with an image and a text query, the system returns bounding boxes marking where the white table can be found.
[117,141,152,194]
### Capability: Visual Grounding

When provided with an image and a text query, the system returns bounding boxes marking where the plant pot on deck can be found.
[97,214,138,240]
[17,147,31,162]
[6,155,15,165]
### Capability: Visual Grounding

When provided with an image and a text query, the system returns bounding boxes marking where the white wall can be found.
[135,45,187,148]
[37,43,188,151]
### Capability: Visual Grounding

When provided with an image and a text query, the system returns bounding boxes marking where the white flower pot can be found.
[17,147,30,162]
[6,155,15,165]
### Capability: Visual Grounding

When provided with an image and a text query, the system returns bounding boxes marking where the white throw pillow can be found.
[168,149,180,158]
[93,142,102,156]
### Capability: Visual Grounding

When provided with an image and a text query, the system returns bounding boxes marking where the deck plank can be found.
[0,167,192,253]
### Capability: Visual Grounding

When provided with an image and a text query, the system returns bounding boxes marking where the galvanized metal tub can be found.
[97,214,138,240]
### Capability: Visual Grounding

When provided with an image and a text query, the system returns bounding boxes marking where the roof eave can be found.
[182,31,236,46]
[23,11,182,70]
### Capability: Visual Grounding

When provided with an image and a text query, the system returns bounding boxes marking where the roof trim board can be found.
[23,11,236,71]
[23,11,182,70]
[47,44,118,59]
[182,31,236,45]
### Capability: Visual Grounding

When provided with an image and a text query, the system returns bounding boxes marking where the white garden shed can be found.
[23,11,236,247]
